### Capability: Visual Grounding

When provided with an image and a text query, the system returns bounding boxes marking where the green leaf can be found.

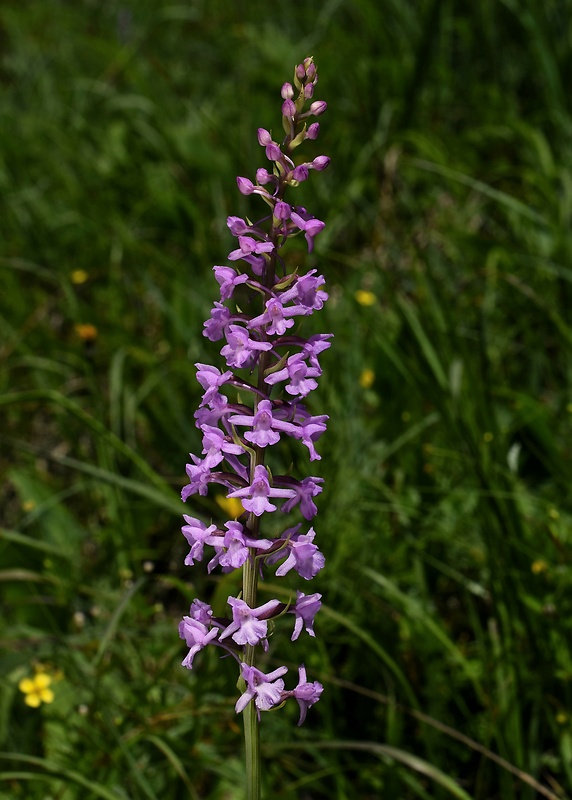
[0,754,124,800]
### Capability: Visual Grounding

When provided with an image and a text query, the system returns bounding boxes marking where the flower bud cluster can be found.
[179,56,329,725]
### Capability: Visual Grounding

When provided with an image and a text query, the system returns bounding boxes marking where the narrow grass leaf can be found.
[143,735,200,800]
[269,741,474,800]
[0,754,123,800]
[41,452,187,518]
[397,297,449,390]
[93,577,146,669]
[362,566,486,703]
[320,605,419,709]
[0,390,171,492]
[0,528,67,557]
[411,159,549,225]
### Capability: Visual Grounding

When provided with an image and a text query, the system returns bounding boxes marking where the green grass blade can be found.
[93,577,146,669]
[268,741,474,800]
[143,735,200,800]
[320,604,419,709]
[0,390,171,491]
[410,158,549,225]
[0,754,124,800]
[0,528,67,557]
[397,297,449,390]
[362,566,486,703]
[41,452,186,517]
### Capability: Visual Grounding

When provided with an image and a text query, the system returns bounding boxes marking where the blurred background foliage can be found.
[1,0,572,798]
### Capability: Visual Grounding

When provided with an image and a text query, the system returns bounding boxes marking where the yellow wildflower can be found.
[531,559,548,575]
[71,269,89,285]
[18,672,54,708]
[359,368,375,389]
[216,495,245,519]
[355,290,376,307]
[74,323,98,341]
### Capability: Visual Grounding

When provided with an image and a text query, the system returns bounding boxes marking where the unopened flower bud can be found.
[281,82,294,100]
[311,156,330,172]
[257,128,272,146]
[309,101,327,117]
[237,177,255,195]
[305,63,317,81]
[274,201,291,220]
[256,167,273,185]
[227,216,250,235]
[266,142,282,162]
[282,99,296,118]
[306,123,320,140]
[304,83,314,100]
[295,63,305,80]
[292,164,309,182]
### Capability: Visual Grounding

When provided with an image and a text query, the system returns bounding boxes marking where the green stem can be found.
[241,302,269,800]
[241,119,295,800]
[243,556,260,799]
[244,693,260,799]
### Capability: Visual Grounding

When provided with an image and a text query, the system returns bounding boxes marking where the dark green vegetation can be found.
[1,1,572,797]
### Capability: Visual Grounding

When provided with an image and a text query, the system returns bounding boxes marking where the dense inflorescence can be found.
[178,57,330,724]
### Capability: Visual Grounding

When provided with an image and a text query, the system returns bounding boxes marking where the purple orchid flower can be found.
[290,591,322,641]
[227,464,296,516]
[200,424,244,468]
[278,269,328,311]
[179,616,219,669]
[264,352,321,397]
[249,296,308,336]
[228,235,274,275]
[290,210,325,253]
[195,363,233,405]
[235,664,289,716]
[181,516,219,565]
[220,597,281,648]
[207,521,273,572]
[274,527,325,580]
[228,399,299,448]
[221,325,273,369]
[213,266,249,301]
[290,665,324,725]
[280,475,324,519]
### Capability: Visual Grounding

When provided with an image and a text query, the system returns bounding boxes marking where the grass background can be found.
[1,0,572,797]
